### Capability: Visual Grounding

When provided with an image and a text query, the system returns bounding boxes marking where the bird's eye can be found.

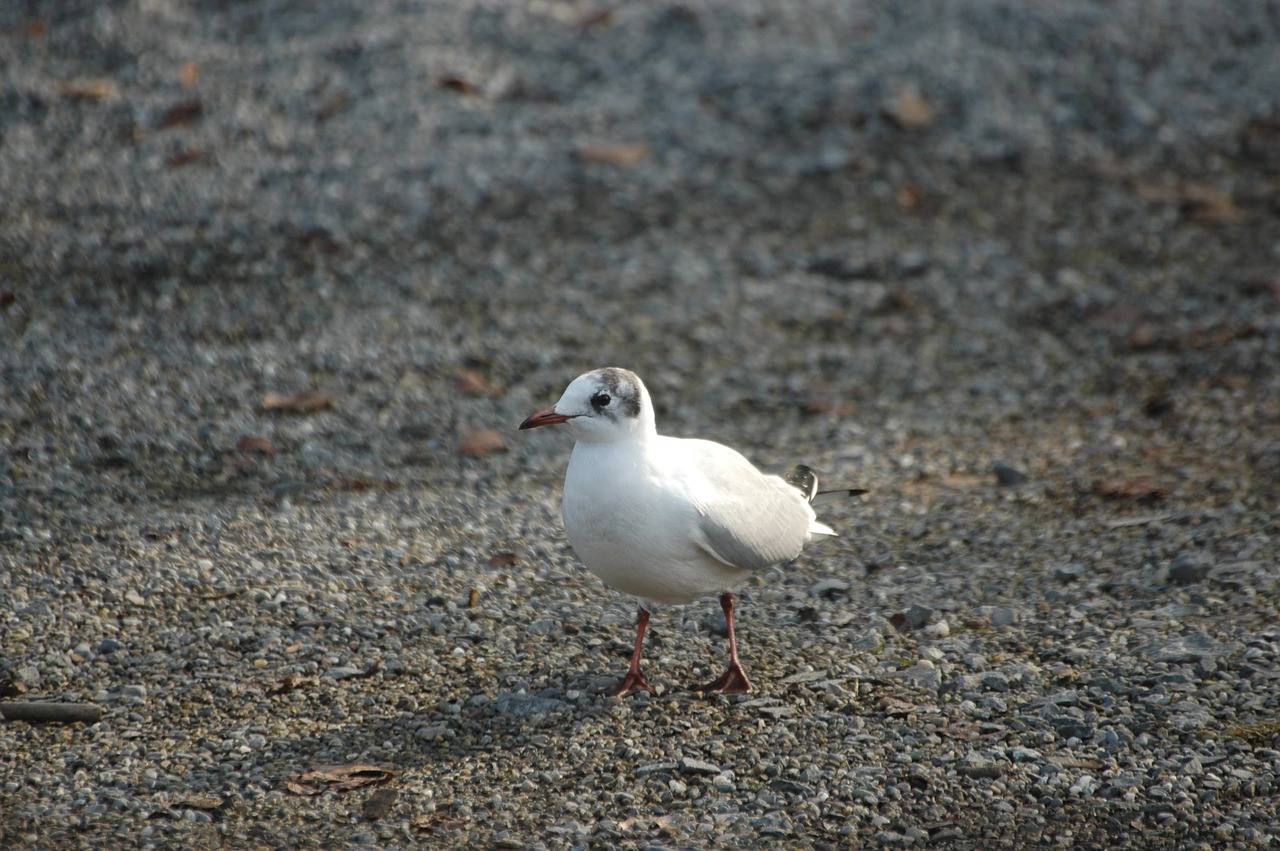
[591,392,611,409]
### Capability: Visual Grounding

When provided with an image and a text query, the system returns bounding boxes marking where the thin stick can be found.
[0,702,103,724]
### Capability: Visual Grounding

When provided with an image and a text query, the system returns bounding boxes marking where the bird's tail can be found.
[784,464,867,506]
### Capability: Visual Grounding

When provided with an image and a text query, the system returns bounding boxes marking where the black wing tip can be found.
[785,465,868,505]
[811,487,868,506]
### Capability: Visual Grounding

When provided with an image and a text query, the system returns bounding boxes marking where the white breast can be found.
[561,440,749,604]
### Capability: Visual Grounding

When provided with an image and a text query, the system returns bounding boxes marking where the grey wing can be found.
[692,460,815,571]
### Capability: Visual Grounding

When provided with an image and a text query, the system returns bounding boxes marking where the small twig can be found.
[1105,513,1181,529]
[0,702,103,724]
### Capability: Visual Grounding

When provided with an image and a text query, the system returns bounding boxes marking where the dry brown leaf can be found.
[577,143,650,166]
[27,19,46,38]
[167,146,207,168]
[60,78,119,102]
[458,426,506,457]
[330,477,402,493]
[284,765,394,796]
[895,184,924,212]
[885,85,936,130]
[1134,181,1241,223]
[438,75,483,96]
[155,99,203,130]
[314,90,350,121]
[487,552,520,569]
[456,369,505,398]
[800,381,855,417]
[412,813,466,832]
[0,678,29,698]
[1186,323,1259,349]
[180,61,200,90]
[574,8,615,28]
[1125,323,1162,350]
[468,588,481,608]
[262,390,338,414]
[938,721,981,739]
[877,696,919,716]
[1093,476,1167,502]
[0,292,14,310]
[941,473,987,491]
[266,673,314,695]
[236,435,277,456]
[170,793,225,811]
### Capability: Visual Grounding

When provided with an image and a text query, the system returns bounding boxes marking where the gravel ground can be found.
[2,1,1279,848]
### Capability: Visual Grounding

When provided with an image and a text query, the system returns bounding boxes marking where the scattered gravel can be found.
[2,1,1279,848]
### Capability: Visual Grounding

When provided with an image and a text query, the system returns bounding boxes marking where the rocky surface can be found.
[2,1,1278,848]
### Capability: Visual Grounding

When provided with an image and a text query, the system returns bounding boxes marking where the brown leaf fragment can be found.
[60,78,119,102]
[0,292,14,310]
[458,426,506,457]
[330,477,402,493]
[362,787,398,821]
[155,99,203,130]
[888,612,911,633]
[487,552,521,569]
[468,587,481,608]
[167,145,206,168]
[884,85,936,130]
[0,678,29,698]
[180,61,201,90]
[1093,476,1167,502]
[938,721,981,739]
[800,381,855,417]
[27,19,46,38]
[1125,323,1162,350]
[456,369,505,398]
[877,696,918,716]
[438,75,483,97]
[314,90,350,121]
[1182,184,1240,223]
[895,184,924,212]
[267,673,315,695]
[574,8,615,28]
[576,143,649,167]
[236,435,277,457]
[1134,181,1241,223]
[262,389,338,414]
[412,813,466,832]
[284,765,394,796]
[171,793,225,811]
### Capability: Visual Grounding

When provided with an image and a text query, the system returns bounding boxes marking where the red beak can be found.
[519,407,574,429]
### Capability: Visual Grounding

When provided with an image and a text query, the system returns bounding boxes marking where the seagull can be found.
[520,367,864,697]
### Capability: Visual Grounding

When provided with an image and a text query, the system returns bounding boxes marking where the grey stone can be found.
[1168,552,1212,585]
[1144,633,1225,663]
[677,757,721,776]
[992,462,1028,486]
[809,578,851,598]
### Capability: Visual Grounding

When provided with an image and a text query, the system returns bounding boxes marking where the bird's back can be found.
[561,434,824,604]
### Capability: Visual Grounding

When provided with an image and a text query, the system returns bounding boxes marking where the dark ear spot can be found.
[596,368,642,419]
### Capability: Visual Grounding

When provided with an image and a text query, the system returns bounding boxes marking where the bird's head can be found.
[519,367,655,444]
